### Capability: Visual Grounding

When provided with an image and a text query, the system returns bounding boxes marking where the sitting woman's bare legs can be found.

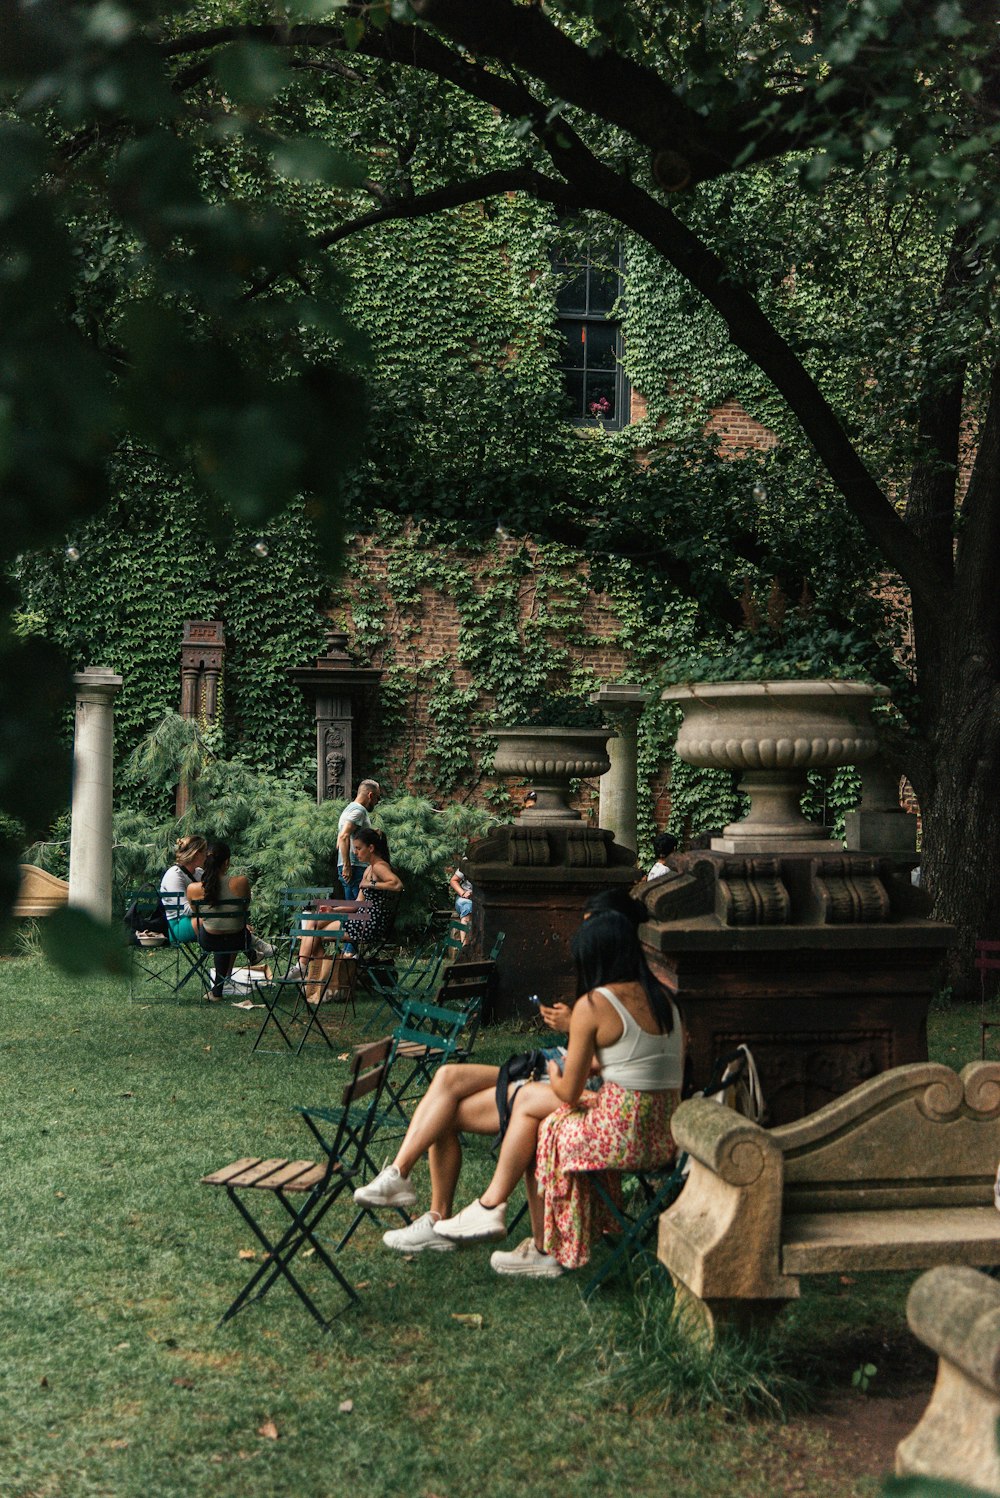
[394,1064,500,1200]
[479,1082,562,1218]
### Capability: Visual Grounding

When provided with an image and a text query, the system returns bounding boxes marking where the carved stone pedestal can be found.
[467,822,637,1021]
[640,851,954,1125]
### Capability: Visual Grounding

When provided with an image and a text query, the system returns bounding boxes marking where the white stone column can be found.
[68,666,123,922]
[590,683,649,854]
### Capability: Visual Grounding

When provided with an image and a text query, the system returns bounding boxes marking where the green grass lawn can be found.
[0,957,983,1498]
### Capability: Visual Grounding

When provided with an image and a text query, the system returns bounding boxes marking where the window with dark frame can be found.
[554,239,628,429]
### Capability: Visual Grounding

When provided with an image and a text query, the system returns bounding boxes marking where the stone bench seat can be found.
[782,1206,1000,1275]
[659,1061,1000,1333]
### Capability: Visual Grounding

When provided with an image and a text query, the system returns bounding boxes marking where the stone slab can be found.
[782,1207,1000,1274]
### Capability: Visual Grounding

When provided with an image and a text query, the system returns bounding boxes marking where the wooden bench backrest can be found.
[773,1062,1000,1213]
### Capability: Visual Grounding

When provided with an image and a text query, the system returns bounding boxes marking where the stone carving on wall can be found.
[323,726,347,801]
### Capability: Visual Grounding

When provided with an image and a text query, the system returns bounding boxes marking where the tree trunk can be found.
[918,650,1000,996]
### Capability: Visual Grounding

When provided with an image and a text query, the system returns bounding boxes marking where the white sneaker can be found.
[490,1238,563,1278]
[352,1164,417,1208]
[251,934,275,960]
[433,1198,507,1242]
[383,1211,456,1254]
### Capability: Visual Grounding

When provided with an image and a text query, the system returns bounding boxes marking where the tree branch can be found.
[313,167,583,250]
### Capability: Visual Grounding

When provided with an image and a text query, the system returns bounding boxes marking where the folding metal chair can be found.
[124,886,174,999]
[433,959,494,1060]
[379,995,477,1125]
[362,917,468,1031]
[251,918,358,1056]
[201,1039,392,1331]
[188,896,254,999]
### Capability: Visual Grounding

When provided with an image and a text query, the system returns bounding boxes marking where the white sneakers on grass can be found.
[490,1238,562,1278]
[383,1212,456,1253]
[433,1199,507,1242]
[353,1164,417,1209]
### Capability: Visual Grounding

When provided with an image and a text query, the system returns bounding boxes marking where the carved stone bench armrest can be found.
[671,1097,775,1185]
[659,1097,797,1306]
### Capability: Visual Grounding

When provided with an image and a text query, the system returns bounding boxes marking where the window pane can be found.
[558,320,587,368]
[586,321,617,370]
[588,264,619,314]
[586,372,616,421]
[555,270,588,313]
[563,369,586,419]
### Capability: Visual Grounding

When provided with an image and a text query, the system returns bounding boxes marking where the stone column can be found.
[589,683,649,854]
[68,666,123,923]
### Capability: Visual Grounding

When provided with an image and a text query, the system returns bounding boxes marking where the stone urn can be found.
[662,679,889,852]
[493,726,612,820]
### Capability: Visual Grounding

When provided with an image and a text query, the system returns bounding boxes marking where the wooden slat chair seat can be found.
[201,1040,392,1330]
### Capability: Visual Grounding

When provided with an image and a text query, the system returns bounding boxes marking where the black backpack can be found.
[123,886,170,944]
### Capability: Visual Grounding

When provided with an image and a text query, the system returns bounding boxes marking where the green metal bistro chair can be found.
[251,916,360,1056]
[297,994,476,1249]
[189,896,254,1001]
[201,1039,392,1331]
[362,916,468,1032]
[124,886,174,999]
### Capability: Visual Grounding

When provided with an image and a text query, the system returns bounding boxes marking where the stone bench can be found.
[897,1265,1000,1493]
[659,1061,1000,1334]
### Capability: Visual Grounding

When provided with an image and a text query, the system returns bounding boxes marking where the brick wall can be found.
[342,398,776,834]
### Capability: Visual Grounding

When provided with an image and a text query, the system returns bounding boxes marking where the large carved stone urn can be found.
[493,726,613,820]
[467,725,637,1019]
[663,679,888,851]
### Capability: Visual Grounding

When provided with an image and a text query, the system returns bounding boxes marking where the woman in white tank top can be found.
[435,911,684,1276]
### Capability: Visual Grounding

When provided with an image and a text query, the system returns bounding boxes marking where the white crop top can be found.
[595,986,683,1092]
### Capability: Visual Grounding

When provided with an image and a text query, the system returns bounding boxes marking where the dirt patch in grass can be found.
[775,1333,936,1496]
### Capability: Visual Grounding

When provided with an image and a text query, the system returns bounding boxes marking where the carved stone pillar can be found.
[68,666,123,923]
[289,631,382,806]
[590,683,649,854]
[467,820,638,1021]
[177,620,225,817]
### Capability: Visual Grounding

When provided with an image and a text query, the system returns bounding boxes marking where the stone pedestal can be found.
[68,667,123,923]
[640,851,953,1124]
[467,822,638,1020]
[844,758,918,855]
[589,683,648,854]
[289,631,382,806]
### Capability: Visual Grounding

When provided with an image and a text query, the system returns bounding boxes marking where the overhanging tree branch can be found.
[314,167,584,249]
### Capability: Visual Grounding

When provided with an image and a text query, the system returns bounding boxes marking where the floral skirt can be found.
[535,1083,679,1270]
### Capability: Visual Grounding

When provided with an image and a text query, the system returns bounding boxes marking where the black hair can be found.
[351,825,391,864]
[653,832,678,859]
[571,910,674,1033]
[582,886,646,929]
[201,839,231,905]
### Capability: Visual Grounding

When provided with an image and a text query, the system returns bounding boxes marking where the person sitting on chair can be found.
[185,839,258,1002]
[295,828,403,975]
[434,911,683,1277]
[448,863,474,944]
[352,994,574,1255]
[160,834,206,943]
